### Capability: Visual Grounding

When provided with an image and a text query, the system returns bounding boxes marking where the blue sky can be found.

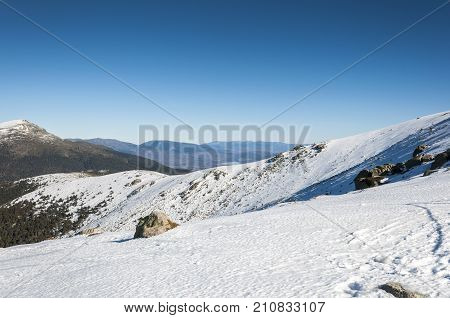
[0,0,449,143]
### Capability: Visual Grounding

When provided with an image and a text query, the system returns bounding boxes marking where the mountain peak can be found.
[0,119,58,142]
[0,119,32,129]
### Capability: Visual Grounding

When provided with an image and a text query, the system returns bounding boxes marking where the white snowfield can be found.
[13,111,450,232]
[1,170,449,297]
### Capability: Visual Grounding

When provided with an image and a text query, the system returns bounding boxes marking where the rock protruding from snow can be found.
[134,212,178,238]
[379,282,426,298]
[354,142,449,190]
[412,144,428,157]
[354,164,393,190]
[424,148,450,176]
[79,227,104,237]
[430,149,449,170]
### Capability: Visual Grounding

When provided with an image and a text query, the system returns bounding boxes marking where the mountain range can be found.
[69,138,295,170]
[0,120,185,182]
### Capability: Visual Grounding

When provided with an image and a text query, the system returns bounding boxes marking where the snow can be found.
[0,119,29,129]
[1,170,449,297]
[13,171,167,232]
[13,111,450,232]
[0,119,58,142]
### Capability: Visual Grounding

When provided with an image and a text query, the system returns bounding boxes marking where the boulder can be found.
[355,169,373,179]
[412,144,428,157]
[134,212,178,238]
[391,162,407,174]
[423,169,436,177]
[417,154,434,162]
[405,157,422,170]
[79,227,103,237]
[379,282,426,298]
[430,151,449,170]
[354,164,394,190]
[354,176,386,190]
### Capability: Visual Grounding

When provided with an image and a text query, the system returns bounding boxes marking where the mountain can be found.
[68,138,138,156]
[0,120,185,182]
[1,163,449,297]
[73,138,294,170]
[1,111,448,248]
[139,140,220,170]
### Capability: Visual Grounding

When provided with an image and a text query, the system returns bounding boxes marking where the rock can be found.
[391,162,407,174]
[355,169,372,179]
[423,169,437,177]
[430,151,449,170]
[312,143,326,152]
[354,176,386,190]
[291,144,305,152]
[79,227,103,237]
[125,179,141,187]
[412,144,428,157]
[405,157,422,170]
[134,212,178,238]
[372,164,394,176]
[379,282,426,298]
[354,164,393,190]
[417,154,434,162]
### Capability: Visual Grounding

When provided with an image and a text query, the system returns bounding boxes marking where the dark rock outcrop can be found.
[372,164,394,176]
[379,282,426,298]
[391,162,407,174]
[424,149,450,176]
[355,176,387,190]
[416,154,435,162]
[412,144,427,157]
[430,150,449,170]
[354,164,393,190]
[404,157,422,170]
[312,143,326,152]
[134,212,178,238]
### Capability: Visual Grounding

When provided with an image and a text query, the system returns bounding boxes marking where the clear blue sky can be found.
[0,0,449,143]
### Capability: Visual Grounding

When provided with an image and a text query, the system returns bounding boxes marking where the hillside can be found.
[4,112,449,242]
[0,120,185,182]
[1,169,448,297]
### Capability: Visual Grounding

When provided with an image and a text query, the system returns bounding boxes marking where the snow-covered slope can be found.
[2,170,449,297]
[17,171,166,223]
[11,112,449,233]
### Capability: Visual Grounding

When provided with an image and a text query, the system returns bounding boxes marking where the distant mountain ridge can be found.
[0,120,185,182]
[69,138,295,170]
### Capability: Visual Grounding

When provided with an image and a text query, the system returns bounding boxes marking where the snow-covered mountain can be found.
[4,111,449,238]
[0,120,184,182]
[0,119,59,143]
[1,168,449,297]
